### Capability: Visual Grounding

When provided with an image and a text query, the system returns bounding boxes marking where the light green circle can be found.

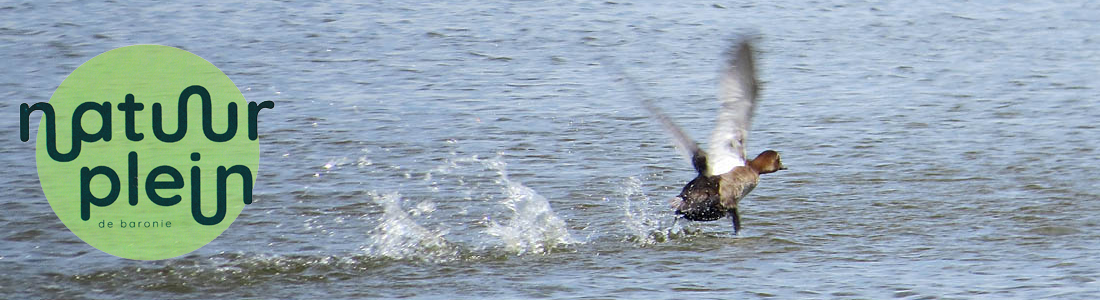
[37,45,256,260]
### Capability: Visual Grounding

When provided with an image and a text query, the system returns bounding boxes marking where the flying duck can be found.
[642,36,786,235]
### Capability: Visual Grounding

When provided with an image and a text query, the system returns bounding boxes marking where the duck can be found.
[641,36,785,235]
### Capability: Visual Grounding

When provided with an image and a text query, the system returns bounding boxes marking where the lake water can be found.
[2,1,1099,299]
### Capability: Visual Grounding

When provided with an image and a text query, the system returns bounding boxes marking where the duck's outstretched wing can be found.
[603,58,708,175]
[706,36,759,176]
[641,98,707,175]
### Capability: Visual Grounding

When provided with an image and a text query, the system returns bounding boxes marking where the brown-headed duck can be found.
[642,36,785,234]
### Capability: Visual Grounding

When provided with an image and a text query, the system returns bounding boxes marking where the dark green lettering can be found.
[248,100,274,140]
[152,89,189,143]
[81,166,120,221]
[128,151,138,205]
[73,101,112,144]
[117,94,144,141]
[146,165,183,206]
[191,165,225,226]
[219,165,254,205]
[200,85,237,142]
[20,102,79,162]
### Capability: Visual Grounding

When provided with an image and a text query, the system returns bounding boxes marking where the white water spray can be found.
[362,192,458,261]
[482,157,576,255]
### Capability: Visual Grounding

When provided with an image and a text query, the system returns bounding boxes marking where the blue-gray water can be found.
[3,1,1099,299]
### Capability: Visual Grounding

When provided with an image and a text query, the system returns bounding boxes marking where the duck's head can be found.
[749,150,786,174]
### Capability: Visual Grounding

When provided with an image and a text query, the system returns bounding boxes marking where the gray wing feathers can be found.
[642,98,703,172]
[706,37,759,176]
[607,57,707,174]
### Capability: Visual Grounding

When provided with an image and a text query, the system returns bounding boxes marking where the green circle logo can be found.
[24,45,273,260]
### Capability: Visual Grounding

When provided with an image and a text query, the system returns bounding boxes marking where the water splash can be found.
[359,154,576,257]
[482,157,576,255]
[618,176,684,245]
[362,192,459,261]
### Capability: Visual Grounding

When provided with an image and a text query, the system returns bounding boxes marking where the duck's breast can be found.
[718,166,759,208]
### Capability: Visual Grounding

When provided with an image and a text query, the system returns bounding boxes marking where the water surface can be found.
[2,1,1098,299]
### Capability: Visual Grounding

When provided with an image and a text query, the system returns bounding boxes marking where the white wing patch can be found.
[706,37,758,176]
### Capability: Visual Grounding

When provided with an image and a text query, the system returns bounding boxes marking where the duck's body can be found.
[672,150,783,233]
[642,35,785,234]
